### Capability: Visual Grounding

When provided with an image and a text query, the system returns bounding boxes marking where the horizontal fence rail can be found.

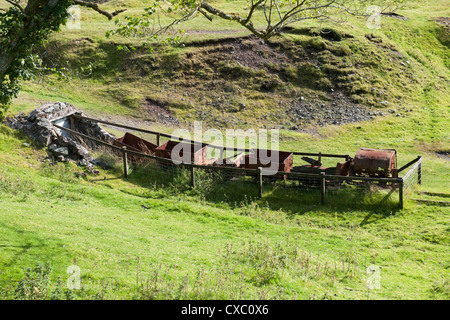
[52,117,423,210]
[398,156,422,173]
[70,114,350,159]
[52,123,259,174]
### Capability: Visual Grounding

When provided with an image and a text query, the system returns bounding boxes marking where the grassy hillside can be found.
[0,123,449,300]
[8,0,449,129]
[0,0,449,299]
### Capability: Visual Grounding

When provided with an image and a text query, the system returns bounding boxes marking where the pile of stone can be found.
[6,102,116,173]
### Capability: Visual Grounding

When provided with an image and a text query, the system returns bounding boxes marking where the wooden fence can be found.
[52,115,423,209]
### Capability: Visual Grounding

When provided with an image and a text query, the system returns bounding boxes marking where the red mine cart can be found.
[353,147,398,178]
[113,132,157,163]
[155,141,210,165]
[242,148,294,172]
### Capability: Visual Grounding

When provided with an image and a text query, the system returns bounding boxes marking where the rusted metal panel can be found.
[215,152,247,167]
[336,160,352,176]
[353,147,397,177]
[241,149,294,172]
[113,132,157,163]
[155,141,209,165]
[114,132,157,154]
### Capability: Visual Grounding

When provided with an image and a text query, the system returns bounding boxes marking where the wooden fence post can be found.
[156,132,161,146]
[321,172,326,204]
[190,165,195,188]
[399,179,404,210]
[122,146,128,178]
[258,167,263,198]
[418,158,422,185]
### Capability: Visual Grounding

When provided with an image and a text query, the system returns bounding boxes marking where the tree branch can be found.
[200,2,266,38]
[198,8,213,21]
[273,0,283,22]
[151,7,199,38]
[72,0,126,20]
[268,0,336,36]
[5,0,24,13]
[244,0,264,24]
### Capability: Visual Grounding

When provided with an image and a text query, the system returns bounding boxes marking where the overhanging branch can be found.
[198,8,213,21]
[72,0,126,20]
[200,2,266,38]
[5,0,24,13]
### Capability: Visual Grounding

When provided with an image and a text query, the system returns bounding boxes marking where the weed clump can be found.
[40,160,79,184]
[12,263,76,300]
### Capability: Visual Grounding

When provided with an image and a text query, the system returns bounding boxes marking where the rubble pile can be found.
[6,102,115,173]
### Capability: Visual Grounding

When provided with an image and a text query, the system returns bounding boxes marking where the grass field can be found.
[0,0,449,300]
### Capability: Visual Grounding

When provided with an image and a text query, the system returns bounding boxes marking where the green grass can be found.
[0,119,449,300]
[0,0,449,300]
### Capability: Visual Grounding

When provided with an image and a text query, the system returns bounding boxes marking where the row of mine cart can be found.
[113,132,399,179]
[112,132,294,171]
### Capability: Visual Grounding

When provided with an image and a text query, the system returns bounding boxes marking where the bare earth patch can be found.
[436,17,450,29]
[381,12,409,20]
[436,150,450,161]
[200,37,286,70]
[182,36,385,129]
[142,98,178,125]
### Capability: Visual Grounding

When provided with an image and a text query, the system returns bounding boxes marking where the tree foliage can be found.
[0,0,125,119]
[109,0,407,46]
[0,0,72,118]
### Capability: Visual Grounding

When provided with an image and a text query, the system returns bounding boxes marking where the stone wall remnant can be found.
[5,102,116,173]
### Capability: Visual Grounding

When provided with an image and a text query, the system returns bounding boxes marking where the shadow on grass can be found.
[116,161,400,226]
[0,222,66,274]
